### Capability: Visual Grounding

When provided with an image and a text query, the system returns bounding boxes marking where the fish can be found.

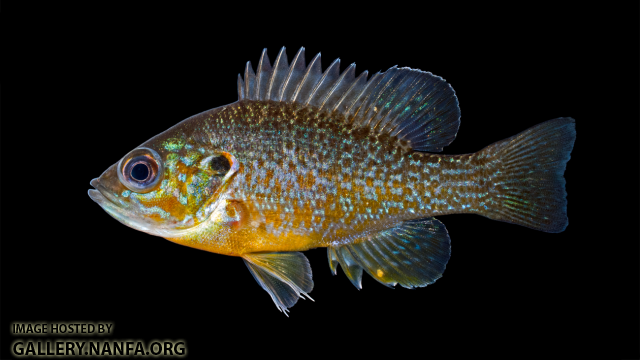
[88,47,576,315]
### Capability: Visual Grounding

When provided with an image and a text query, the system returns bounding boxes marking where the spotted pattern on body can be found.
[160,100,500,254]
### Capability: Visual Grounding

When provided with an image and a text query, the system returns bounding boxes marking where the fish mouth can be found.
[88,178,189,237]
[88,178,121,208]
[88,178,132,225]
[88,178,156,234]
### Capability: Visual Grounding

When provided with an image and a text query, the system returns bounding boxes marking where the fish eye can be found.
[117,147,164,193]
[130,162,150,181]
[211,155,231,175]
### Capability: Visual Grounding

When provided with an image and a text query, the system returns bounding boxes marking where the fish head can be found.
[88,131,240,238]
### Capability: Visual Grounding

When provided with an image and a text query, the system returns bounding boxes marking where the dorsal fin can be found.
[237,47,461,152]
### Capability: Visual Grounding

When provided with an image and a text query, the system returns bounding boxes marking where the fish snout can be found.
[90,177,100,190]
[88,177,114,207]
[89,163,130,203]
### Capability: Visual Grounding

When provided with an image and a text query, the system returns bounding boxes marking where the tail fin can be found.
[481,118,576,233]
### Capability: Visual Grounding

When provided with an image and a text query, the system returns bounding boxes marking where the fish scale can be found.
[188,100,496,250]
[89,47,575,314]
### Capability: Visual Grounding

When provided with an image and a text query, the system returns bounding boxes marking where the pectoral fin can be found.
[242,252,314,316]
[328,217,451,289]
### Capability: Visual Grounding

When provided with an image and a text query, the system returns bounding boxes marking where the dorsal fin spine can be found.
[237,74,245,100]
[254,49,266,100]
[291,52,321,103]
[321,62,356,110]
[278,47,305,101]
[255,49,272,101]
[306,58,340,106]
[244,61,256,99]
[319,62,352,110]
[266,47,288,101]
[332,69,368,113]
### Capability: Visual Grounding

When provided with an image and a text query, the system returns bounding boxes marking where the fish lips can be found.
[88,178,160,236]
[88,178,120,208]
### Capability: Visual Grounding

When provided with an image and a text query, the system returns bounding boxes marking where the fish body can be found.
[160,101,502,253]
[89,47,576,314]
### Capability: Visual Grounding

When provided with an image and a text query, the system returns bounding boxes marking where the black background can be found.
[2,3,638,359]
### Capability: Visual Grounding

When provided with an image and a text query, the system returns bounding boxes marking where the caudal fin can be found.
[481,118,576,233]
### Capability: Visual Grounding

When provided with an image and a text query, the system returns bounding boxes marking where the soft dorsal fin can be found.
[237,47,461,152]
[242,252,314,316]
[328,217,451,289]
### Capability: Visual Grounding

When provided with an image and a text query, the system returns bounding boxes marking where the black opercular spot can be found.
[211,155,231,174]
[131,163,150,181]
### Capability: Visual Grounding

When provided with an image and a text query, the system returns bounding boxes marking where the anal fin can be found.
[243,252,314,316]
[328,246,364,289]
[334,247,364,289]
[328,218,451,289]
